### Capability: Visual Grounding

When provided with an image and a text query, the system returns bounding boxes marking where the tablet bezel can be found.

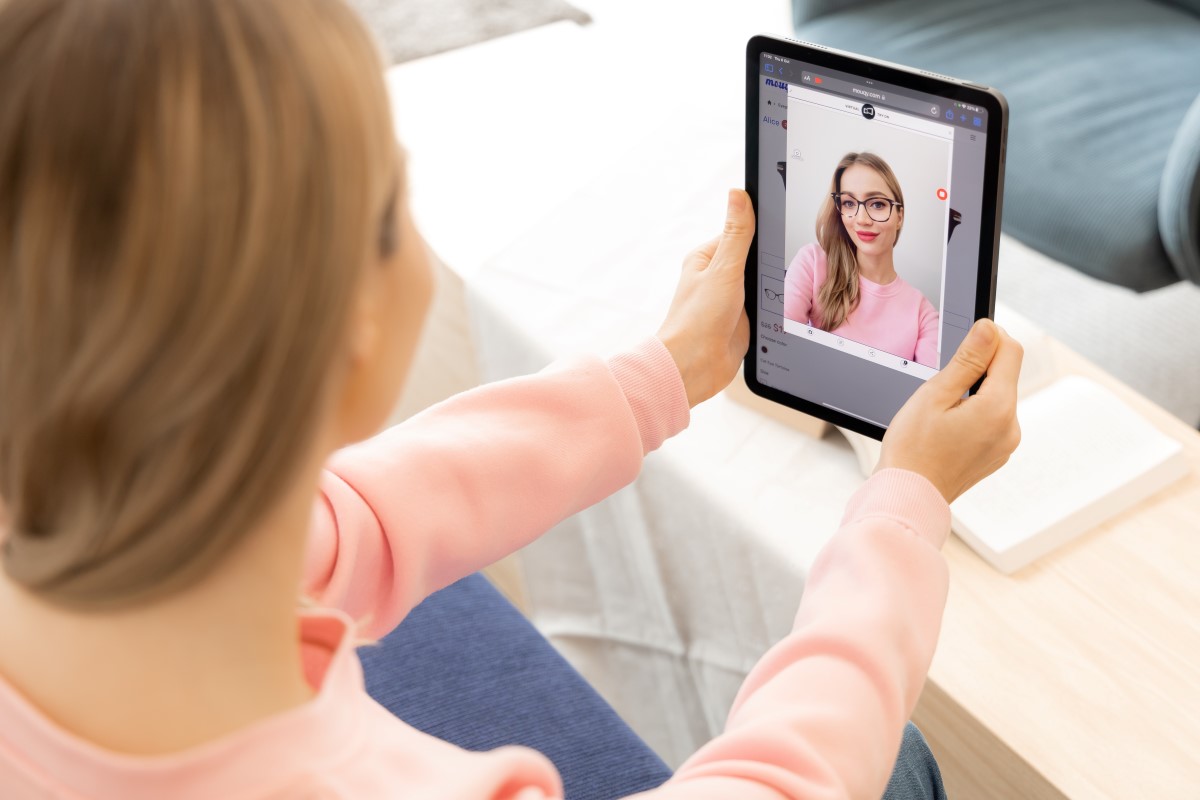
[743,33,1008,441]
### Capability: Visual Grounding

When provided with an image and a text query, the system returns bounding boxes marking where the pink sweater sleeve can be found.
[636,469,950,800]
[784,244,820,326]
[914,297,941,369]
[303,338,690,639]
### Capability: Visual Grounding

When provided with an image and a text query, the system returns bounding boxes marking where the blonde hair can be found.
[814,152,904,331]
[0,0,398,607]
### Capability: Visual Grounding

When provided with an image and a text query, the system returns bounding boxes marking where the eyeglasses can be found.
[831,193,902,223]
[764,288,783,302]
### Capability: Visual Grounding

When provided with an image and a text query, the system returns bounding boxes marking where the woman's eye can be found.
[840,200,857,212]
[868,200,887,211]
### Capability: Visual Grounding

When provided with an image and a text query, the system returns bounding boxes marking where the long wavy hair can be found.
[0,0,398,607]
[813,152,905,331]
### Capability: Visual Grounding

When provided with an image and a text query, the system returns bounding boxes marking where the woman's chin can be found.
[853,242,887,257]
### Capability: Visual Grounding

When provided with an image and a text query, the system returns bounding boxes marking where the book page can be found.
[952,375,1185,551]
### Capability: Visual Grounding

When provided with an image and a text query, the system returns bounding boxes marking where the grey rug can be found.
[348,0,591,64]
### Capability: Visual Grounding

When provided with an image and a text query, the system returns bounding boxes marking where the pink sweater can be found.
[785,243,941,369]
[0,338,951,799]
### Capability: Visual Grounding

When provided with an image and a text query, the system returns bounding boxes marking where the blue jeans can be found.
[359,574,946,800]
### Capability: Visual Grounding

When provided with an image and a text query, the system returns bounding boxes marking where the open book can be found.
[842,374,1190,573]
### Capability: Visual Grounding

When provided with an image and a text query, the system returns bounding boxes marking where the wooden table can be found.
[913,337,1200,799]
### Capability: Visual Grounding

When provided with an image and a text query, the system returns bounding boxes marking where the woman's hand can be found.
[658,189,755,407]
[877,319,1023,503]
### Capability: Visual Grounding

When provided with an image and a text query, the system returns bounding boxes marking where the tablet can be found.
[744,34,1008,441]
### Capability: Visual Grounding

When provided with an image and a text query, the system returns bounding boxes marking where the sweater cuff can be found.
[606,338,690,455]
[841,468,951,549]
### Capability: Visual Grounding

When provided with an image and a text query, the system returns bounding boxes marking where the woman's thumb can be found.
[724,189,752,232]
[711,189,755,271]
[928,319,999,400]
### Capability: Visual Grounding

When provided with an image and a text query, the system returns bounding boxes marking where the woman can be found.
[0,1,1021,798]
[786,152,941,369]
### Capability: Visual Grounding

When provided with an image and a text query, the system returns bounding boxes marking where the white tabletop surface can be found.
[385,0,791,278]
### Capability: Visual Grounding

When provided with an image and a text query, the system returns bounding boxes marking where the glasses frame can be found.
[831,192,903,223]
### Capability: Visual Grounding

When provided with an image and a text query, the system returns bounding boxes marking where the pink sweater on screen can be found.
[785,243,941,368]
[0,338,951,800]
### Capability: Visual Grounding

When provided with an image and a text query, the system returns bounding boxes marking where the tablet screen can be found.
[752,48,997,431]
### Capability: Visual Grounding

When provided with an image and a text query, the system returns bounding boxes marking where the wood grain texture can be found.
[913,681,1067,800]
[922,339,1200,799]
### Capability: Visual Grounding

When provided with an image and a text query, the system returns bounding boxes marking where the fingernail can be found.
[727,189,745,214]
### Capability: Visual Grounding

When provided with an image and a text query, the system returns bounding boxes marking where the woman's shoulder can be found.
[795,241,825,265]
[787,242,826,278]
[891,275,939,315]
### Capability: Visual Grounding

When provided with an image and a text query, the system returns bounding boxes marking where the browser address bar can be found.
[788,84,954,141]
[799,72,944,120]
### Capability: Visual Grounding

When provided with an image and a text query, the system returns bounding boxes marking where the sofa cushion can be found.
[1156,0,1200,16]
[798,0,1200,290]
[791,0,878,27]
[1160,94,1200,285]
